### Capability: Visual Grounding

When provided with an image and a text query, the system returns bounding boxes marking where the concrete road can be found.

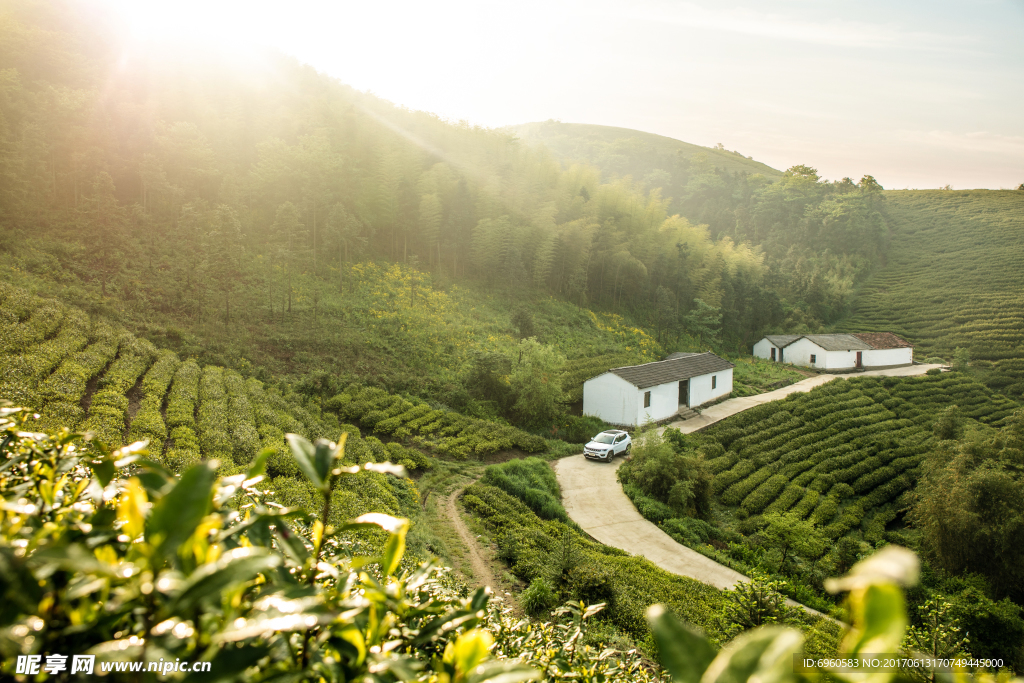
[553,363,944,614]
[554,455,748,590]
[665,363,945,434]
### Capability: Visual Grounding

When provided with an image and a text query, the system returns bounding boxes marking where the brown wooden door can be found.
[856,351,863,368]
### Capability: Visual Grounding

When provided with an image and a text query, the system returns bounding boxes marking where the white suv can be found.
[584,430,632,462]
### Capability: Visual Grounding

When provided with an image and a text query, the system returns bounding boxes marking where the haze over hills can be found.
[509,120,782,217]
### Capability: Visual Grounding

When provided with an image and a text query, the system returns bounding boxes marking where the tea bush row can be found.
[327,385,547,458]
[126,350,179,454]
[33,321,120,432]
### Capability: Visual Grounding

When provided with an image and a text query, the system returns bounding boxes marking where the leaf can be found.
[467,661,542,683]
[381,524,406,576]
[339,512,409,534]
[171,547,281,614]
[699,626,804,683]
[444,629,493,676]
[363,461,408,477]
[87,456,115,487]
[286,433,324,489]
[148,460,217,558]
[246,447,274,479]
[117,478,149,540]
[647,604,717,683]
[841,582,908,658]
[214,611,335,642]
[314,432,347,483]
[273,519,311,565]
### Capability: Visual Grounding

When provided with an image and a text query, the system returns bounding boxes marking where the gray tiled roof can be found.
[763,333,874,351]
[609,352,735,389]
[802,334,873,351]
[765,335,802,347]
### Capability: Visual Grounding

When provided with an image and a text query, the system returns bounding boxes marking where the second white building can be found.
[583,352,734,427]
[752,332,913,371]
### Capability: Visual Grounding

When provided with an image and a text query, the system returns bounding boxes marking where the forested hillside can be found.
[511,122,894,327]
[0,0,901,400]
[841,190,1024,396]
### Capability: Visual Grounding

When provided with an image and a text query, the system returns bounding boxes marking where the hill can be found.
[841,190,1024,396]
[509,120,783,186]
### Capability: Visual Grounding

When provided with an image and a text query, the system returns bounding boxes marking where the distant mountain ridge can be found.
[508,121,782,181]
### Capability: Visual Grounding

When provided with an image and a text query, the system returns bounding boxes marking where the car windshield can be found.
[593,433,616,444]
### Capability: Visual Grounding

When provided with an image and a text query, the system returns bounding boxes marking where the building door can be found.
[779,348,784,363]
[678,380,689,407]
[856,351,863,368]
[770,348,776,361]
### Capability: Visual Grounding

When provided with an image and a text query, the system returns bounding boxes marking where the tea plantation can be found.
[842,190,1024,396]
[705,373,1017,540]
[0,283,565,529]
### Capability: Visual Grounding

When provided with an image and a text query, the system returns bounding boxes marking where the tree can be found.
[511,307,535,339]
[618,428,713,519]
[206,204,244,326]
[760,511,826,570]
[324,202,367,291]
[270,201,306,314]
[932,405,964,440]
[902,598,971,682]
[80,172,127,296]
[911,410,1024,601]
[508,338,565,429]
[952,346,970,372]
[683,298,722,348]
[718,572,801,637]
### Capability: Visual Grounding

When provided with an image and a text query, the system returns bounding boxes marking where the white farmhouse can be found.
[752,332,913,371]
[583,352,734,427]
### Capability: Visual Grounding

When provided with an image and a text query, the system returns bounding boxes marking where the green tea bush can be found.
[166,359,201,429]
[0,299,63,353]
[224,370,260,465]
[81,335,156,447]
[197,365,232,460]
[126,350,179,454]
[0,407,556,683]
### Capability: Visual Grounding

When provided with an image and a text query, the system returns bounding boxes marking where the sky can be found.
[98,0,1024,189]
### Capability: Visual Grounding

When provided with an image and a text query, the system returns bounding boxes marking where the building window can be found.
[810,354,816,363]
[712,376,717,389]
[644,391,651,408]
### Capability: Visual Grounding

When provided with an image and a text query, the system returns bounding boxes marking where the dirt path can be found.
[664,363,944,434]
[444,484,498,590]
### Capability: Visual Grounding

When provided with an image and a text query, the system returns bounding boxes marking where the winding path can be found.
[554,363,943,605]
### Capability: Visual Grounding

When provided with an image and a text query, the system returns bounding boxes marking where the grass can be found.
[728,355,807,397]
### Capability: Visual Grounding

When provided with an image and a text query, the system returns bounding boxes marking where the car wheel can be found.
[606,451,614,462]
[624,444,631,454]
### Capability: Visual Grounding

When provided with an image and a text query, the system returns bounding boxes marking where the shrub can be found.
[166,360,201,429]
[520,577,556,615]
